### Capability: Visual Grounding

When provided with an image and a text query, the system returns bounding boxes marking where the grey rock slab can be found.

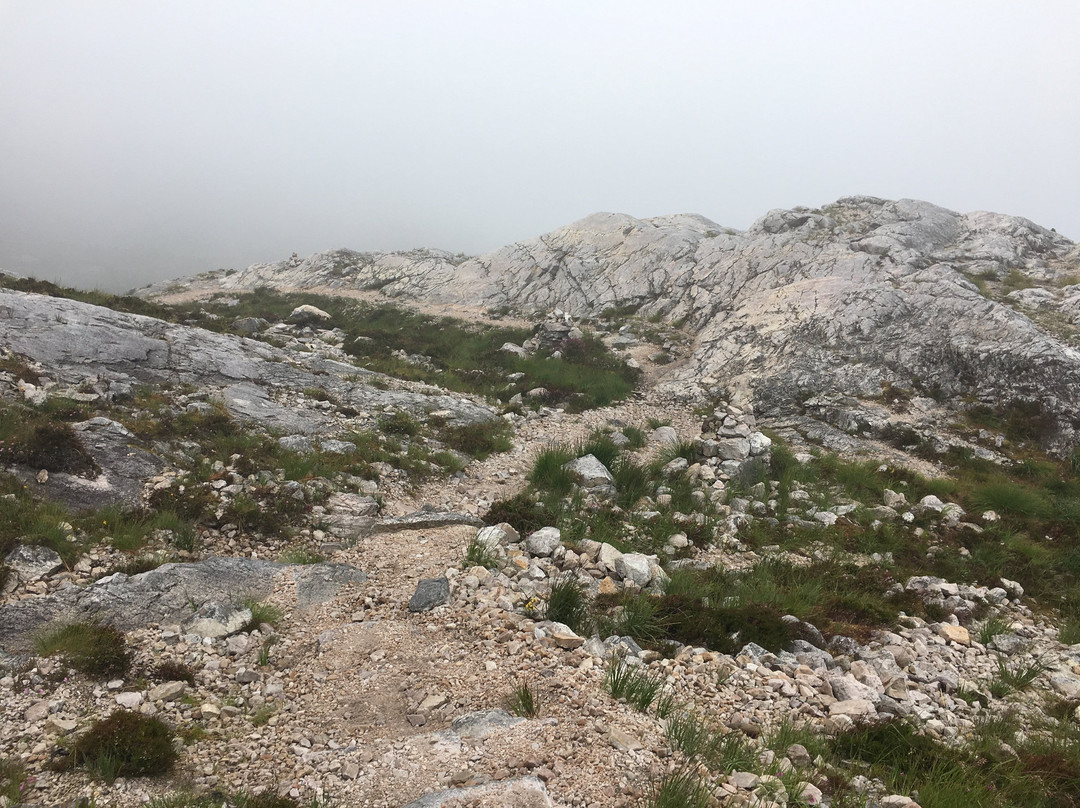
[10,417,166,512]
[4,544,64,582]
[449,709,525,739]
[0,289,500,441]
[140,198,1080,453]
[184,602,252,639]
[400,776,552,808]
[374,511,483,534]
[0,558,364,653]
[325,492,380,538]
[408,577,451,612]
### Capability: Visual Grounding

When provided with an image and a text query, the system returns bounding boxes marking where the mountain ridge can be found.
[140,195,1080,454]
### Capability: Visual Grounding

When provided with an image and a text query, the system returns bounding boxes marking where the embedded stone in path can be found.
[374,510,484,534]
[408,577,451,612]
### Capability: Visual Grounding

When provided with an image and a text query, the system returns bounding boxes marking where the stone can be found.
[748,431,772,455]
[4,544,64,582]
[613,553,653,587]
[374,510,483,533]
[474,524,510,550]
[608,727,643,751]
[278,435,314,454]
[829,699,876,717]
[184,602,252,639]
[792,782,823,805]
[24,701,49,722]
[408,577,451,612]
[288,304,332,325]
[937,624,970,646]
[728,771,760,789]
[450,709,524,739]
[115,691,144,709]
[999,577,1025,599]
[0,557,365,653]
[547,622,584,649]
[563,454,615,491]
[883,489,907,509]
[45,716,78,734]
[526,527,562,557]
[399,776,553,808]
[149,681,187,702]
[650,426,678,445]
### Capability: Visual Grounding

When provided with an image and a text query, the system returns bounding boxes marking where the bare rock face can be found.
[149,196,1080,451]
[0,289,498,432]
[0,558,365,654]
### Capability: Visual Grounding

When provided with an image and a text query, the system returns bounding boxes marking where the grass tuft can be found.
[34,621,132,677]
[544,573,590,633]
[506,678,542,718]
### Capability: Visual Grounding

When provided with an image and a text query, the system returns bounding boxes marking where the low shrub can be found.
[438,419,512,460]
[154,660,196,685]
[63,710,177,782]
[278,548,326,565]
[483,493,557,535]
[35,621,132,677]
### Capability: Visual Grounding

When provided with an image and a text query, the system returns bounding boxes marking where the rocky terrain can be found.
[142,196,1080,455]
[2,197,1080,808]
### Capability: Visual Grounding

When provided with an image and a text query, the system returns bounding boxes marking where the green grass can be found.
[603,657,665,711]
[34,621,132,677]
[988,656,1050,698]
[0,759,29,804]
[544,573,590,632]
[278,548,326,564]
[978,617,1011,646]
[463,534,500,569]
[529,444,577,496]
[645,765,712,808]
[243,597,284,630]
[506,678,542,718]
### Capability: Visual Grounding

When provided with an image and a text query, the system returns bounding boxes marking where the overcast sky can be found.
[1,1,1078,292]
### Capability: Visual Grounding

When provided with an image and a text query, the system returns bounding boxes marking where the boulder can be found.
[614,553,654,587]
[287,304,332,325]
[526,527,562,557]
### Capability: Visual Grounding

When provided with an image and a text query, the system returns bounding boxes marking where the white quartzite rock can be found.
[525,527,562,557]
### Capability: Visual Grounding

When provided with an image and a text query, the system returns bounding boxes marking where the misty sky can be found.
[1,1,1078,292]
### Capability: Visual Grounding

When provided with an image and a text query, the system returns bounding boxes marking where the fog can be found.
[1,1,1078,292]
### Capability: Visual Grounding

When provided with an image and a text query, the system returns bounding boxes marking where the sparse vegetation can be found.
[60,710,177,782]
[603,657,665,712]
[543,573,590,632]
[34,621,132,677]
[462,534,499,569]
[506,678,542,718]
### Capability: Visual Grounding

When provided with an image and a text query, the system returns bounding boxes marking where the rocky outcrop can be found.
[0,557,365,654]
[145,197,1080,450]
[0,288,498,431]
